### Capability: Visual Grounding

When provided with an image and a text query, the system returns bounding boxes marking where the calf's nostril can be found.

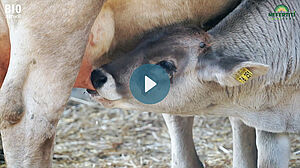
[95,76,107,86]
[91,69,108,89]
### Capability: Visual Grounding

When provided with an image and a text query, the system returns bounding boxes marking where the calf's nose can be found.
[90,69,107,89]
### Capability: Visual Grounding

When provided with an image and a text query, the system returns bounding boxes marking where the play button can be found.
[130,64,170,104]
[145,76,156,93]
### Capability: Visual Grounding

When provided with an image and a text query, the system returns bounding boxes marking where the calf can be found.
[0,0,242,167]
[84,1,241,166]
[90,0,300,167]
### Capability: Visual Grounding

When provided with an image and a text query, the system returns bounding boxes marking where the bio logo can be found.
[269,4,296,20]
[4,4,22,19]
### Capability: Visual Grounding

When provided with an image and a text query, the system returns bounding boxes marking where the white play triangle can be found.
[145,76,157,93]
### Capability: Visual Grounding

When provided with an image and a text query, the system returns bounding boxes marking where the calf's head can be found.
[89,25,269,113]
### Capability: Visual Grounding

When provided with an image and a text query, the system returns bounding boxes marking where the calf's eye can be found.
[199,42,206,48]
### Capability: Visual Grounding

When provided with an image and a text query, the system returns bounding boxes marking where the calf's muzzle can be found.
[90,69,108,89]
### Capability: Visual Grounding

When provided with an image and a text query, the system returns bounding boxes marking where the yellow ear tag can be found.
[235,67,253,84]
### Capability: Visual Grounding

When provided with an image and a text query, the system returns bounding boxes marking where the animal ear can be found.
[213,61,269,87]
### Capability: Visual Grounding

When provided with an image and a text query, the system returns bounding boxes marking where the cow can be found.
[0,0,243,167]
[89,0,300,168]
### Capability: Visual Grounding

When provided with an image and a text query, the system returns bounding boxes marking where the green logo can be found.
[269,4,296,20]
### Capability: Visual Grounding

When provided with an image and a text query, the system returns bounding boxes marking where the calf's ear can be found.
[213,61,269,87]
[218,61,269,86]
[199,60,269,87]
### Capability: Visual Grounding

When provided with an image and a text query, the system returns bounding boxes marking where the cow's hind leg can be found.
[256,130,290,168]
[1,60,86,167]
[229,117,257,168]
[1,52,89,167]
[162,114,204,168]
[0,0,104,167]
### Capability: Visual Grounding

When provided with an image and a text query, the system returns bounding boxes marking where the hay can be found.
[52,98,300,168]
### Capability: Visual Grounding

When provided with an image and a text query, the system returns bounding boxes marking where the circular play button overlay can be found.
[130,64,170,104]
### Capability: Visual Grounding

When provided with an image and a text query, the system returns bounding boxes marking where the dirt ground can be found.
[51,96,300,168]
